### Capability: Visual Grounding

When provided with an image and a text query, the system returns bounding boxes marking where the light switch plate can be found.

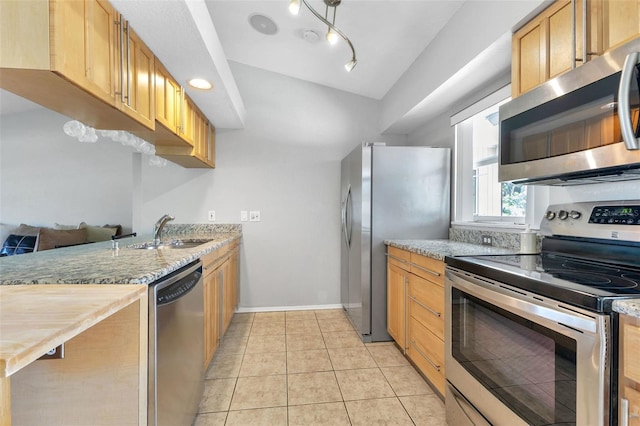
[240,211,248,222]
[249,211,261,222]
[208,210,215,221]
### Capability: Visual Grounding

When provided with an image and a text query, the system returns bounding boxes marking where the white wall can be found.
[140,62,406,310]
[0,108,135,240]
[381,0,548,133]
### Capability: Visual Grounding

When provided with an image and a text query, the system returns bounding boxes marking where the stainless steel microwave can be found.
[499,37,640,185]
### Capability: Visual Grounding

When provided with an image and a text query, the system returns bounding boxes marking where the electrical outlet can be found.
[249,211,261,222]
[208,210,215,221]
[38,344,64,360]
[481,235,493,246]
[240,211,248,222]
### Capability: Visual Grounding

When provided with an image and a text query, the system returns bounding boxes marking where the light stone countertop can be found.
[613,299,640,319]
[385,239,517,260]
[0,225,241,285]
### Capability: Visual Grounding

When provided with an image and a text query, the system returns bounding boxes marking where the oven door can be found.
[445,267,610,426]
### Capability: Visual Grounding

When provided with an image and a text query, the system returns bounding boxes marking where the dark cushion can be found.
[37,227,87,251]
[0,234,38,256]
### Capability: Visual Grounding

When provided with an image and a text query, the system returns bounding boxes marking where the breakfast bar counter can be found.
[0,284,148,425]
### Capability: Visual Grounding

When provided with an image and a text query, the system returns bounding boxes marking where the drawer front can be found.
[408,275,444,340]
[408,316,445,395]
[623,386,640,426]
[387,246,411,271]
[410,253,444,285]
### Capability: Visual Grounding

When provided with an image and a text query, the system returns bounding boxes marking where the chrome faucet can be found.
[153,214,175,245]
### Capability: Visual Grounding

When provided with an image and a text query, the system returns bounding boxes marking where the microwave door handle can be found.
[619,51,640,150]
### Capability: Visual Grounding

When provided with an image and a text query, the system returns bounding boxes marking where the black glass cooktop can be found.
[445,252,640,313]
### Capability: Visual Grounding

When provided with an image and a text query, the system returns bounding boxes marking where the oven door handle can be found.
[446,268,598,334]
[618,51,640,150]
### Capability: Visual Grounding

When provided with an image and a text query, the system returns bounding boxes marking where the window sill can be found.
[451,221,538,232]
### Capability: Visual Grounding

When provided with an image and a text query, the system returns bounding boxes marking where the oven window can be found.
[451,288,577,426]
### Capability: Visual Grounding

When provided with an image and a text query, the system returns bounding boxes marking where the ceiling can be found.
[0,0,506,132]
[205,0,464,100]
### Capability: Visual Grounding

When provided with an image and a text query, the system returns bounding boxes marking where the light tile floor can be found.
[195,309,447,425]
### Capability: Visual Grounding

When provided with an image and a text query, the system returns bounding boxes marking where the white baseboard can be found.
[236,303,343,313]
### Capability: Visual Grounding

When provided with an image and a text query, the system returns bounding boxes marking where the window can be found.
[453,86,527,223]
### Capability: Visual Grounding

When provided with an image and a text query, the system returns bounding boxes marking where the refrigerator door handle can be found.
[342,185,352,249]
[341,197,348,248]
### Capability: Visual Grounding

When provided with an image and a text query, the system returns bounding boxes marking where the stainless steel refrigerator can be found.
[340,143,450,342]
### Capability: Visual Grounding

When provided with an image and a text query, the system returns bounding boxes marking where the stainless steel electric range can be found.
[444,200,640,426]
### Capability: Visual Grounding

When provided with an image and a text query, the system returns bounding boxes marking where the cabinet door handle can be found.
[116,16,125,103]
[408,295,441,318]
[402,277,407,354]
[125,20,131,106]
[621,397,629,426]
[409,339,441,372]
[385,253,409,264]
[411,263,441,277]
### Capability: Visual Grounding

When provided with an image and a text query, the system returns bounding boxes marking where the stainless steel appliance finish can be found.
[444,200,640,425]
[499,37,640,185]
[340,143,450,342]
[445,266,609,426]
[148,261,204,426]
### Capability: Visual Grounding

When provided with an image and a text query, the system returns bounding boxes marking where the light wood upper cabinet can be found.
[155,95,216,168]
[512,0,640,98]
[512,0,585,97]
[154,60,181,135]
[121,25,155,129]
[0,0,154,131]
[82,0,118,106]
[598,0,640,52]
[0,0,216,169]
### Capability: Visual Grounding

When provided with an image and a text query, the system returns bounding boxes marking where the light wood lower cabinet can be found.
[620,314,640,425]
[407,315,445,395]
[202,240,240,367]
[386,246,446,395]
[203,262,220,368]
[387,246,410,351]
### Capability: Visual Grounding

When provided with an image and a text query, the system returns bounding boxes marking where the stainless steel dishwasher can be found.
[148,260,204,426]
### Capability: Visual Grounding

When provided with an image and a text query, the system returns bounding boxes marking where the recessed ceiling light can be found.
[249,14,278,35]
[188,78,213,90]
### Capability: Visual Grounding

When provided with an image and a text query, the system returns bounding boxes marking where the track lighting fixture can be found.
[289,0,357,72]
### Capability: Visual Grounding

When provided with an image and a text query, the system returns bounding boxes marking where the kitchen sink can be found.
[128,239,213,250]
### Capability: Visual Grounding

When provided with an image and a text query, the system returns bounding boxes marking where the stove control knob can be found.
[558,210,569,220]
[545,210,556,220]
[569,210,582,220]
